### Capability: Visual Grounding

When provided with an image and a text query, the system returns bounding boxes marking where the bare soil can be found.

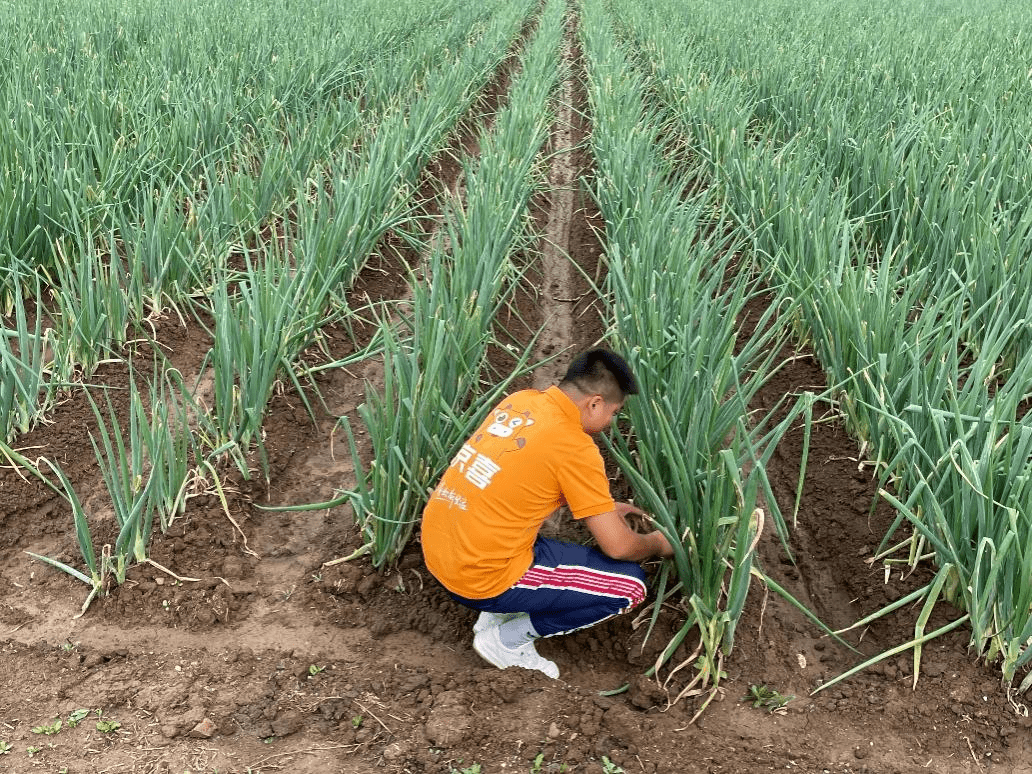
[2,11,1030,774]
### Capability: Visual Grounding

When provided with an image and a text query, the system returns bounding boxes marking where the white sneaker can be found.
[473,610,526,634]
[473,623,560,679]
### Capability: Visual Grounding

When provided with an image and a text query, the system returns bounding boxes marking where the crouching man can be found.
[420,349,673,678]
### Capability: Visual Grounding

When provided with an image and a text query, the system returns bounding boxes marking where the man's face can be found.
[580,395,624,434]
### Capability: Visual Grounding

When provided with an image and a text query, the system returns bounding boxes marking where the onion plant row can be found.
[288,0,534,314]
[1,0,491,308]
[332,0,566,569]
[609,0,1032,694]
[199,0,536,478]
[0,274,53,443]
[580,0,810,710]
[1,0,534,606]
[2,0,519,439]
[57,0,538,584]
[2,368,199,614]
[1,0,511,447]
[2,0,449,299]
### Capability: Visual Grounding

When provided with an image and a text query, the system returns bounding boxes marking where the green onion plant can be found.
[582,0,807,711]
[13,368,198,614]
[324,0,562,569]
[0,273,54,442]
[609,0,1032,694]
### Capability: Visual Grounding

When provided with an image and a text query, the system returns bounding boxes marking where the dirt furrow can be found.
[530,35,579,390]
[503,12,606,397]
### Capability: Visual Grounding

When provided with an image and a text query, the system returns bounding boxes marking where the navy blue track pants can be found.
[449,537,648,637]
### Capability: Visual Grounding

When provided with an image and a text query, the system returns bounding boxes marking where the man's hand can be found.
[585,505,675,562]
[615,501,647,520]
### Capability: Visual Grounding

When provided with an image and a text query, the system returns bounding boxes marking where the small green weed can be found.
[96,719,121,733]
[601,756,624,774]
[67,708,91,727]
[530,752,569,773]
[31,719,61,736]
[746,684,794,714]
[351,715,363,729]
[0,740,10,754]
[450,763,482,774]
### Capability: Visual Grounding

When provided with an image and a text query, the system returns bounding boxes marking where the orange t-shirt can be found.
[421,386,616,599]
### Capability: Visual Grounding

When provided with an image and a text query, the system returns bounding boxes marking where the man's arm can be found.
[584,505,674,562]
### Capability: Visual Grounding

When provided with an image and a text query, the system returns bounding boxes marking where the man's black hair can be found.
[560,349,639,401]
